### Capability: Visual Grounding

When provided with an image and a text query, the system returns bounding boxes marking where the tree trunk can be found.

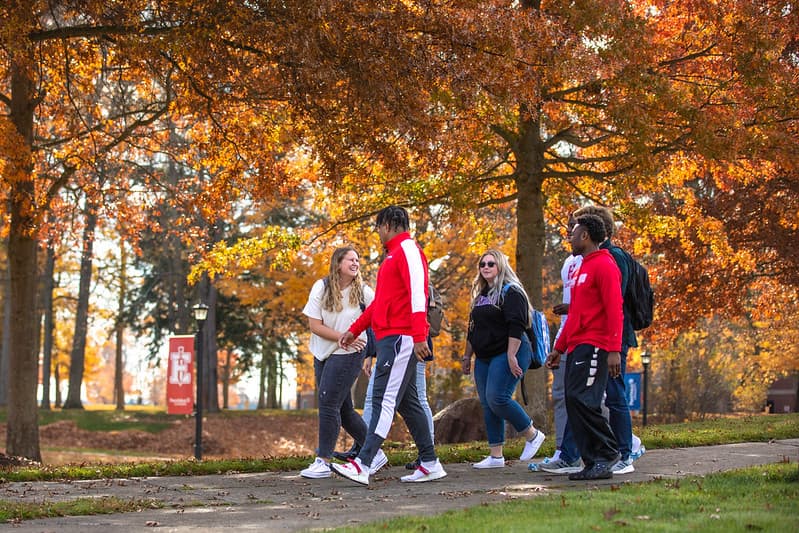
[513,114,549,428]
[198,276,220,412]
[277,352,284,409]
[40,243,56,410]
[257,340,268,410]
[0,247,10,407]
[221,349,230,409]
[114,239,127,410]
[63,205,98,409]
[6,45,42,461]
[54,362,62,408]
[266,348,278,409]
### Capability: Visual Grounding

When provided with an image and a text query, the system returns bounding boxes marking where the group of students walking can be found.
[300,204,644,486]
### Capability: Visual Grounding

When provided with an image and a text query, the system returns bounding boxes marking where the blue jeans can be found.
[364,359,434,443]
[473,336,534,447]
[605,346,633,459]
[313,353,368,458]
[559,345,632,462]
[551,352,567,449]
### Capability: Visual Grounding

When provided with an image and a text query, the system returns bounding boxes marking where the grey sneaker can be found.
[612,457,635,474]
[527,451,560,472]
[539,458,583,474]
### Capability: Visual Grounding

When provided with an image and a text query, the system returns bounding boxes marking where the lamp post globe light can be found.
[641,350,651,427]
[193,303,209,460]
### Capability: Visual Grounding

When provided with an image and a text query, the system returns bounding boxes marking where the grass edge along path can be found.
[341,462,799,533]
[0,413,797,482]
[0,497,166,524]
[1,461,795,528]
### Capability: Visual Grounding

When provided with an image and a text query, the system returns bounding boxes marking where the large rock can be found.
[433,397,486,444]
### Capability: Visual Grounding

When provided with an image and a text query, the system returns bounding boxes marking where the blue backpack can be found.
[501,284,550,370]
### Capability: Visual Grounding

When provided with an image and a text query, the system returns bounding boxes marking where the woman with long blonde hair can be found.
[300,246,387,479]
[461,249,546,469]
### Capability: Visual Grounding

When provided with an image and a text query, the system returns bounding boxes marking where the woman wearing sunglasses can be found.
[461,250,546,469]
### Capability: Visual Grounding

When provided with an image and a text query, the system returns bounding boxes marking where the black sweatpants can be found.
[564,343,619,468]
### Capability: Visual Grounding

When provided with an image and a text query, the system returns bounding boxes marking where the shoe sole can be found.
[540,466,583,474]
[300,471,331,479]
[330,463,369,486]
[473,463,504,469]
[569,473,613,480]
[401,470,447,483]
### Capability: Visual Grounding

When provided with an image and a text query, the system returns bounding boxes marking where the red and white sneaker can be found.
[400,459,447,483]
[330,458,369,486]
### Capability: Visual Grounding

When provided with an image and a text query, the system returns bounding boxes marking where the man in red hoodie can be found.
[545,213,623,480]
[331,206,447,486]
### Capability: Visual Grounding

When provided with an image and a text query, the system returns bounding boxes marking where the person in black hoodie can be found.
[461,249,546,469]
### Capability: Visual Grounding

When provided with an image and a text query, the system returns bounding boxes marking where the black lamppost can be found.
[193,303,209,460]
[641,350,651,426]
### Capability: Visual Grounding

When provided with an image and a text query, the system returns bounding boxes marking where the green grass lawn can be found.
[0,404,174,433]
[0,411,797,482]
[0,412,797,526]
[341,462,799,532]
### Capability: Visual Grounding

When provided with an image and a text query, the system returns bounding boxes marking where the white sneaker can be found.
[400,459,447,482]
[369,449,388,475]
[300,457,331,479]
[519,430,546,461]
[330,458,369,485]
[612,457,635,474]
[473,456,505,469]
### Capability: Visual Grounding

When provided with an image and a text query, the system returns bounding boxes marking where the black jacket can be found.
[467,285,528,359]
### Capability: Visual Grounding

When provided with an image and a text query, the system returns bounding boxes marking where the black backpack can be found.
[618,249,654,330]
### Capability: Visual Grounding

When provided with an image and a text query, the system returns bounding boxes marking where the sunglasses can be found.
[479,261,496,268]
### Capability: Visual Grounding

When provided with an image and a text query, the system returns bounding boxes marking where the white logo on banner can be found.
[169,346,192,385]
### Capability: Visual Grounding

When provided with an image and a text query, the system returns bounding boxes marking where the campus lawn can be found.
[343,462,799,533]
[0,413,796,524]
[0,411,797,481]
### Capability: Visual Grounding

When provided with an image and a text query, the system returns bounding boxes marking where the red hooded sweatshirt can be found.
[554,248,623,354]
[349,232,429,343]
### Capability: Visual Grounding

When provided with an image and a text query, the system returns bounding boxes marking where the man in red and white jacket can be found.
[546,213,623,481]
[332,206,446,486]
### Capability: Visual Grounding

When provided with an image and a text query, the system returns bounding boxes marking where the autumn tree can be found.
[3,0,795,461]
[325,1,798,418]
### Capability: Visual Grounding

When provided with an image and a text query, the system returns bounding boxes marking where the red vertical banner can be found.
[167,335,195,414]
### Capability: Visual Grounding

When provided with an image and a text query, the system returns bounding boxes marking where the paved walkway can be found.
[2,439,797,532]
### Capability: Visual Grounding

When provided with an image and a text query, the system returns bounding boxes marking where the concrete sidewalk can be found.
[2,439,797,532]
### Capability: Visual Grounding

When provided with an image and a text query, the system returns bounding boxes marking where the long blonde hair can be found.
[471,250,532,322]
[322,246,366,312]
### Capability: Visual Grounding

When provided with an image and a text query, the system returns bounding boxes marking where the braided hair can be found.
[375,206,409,232]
